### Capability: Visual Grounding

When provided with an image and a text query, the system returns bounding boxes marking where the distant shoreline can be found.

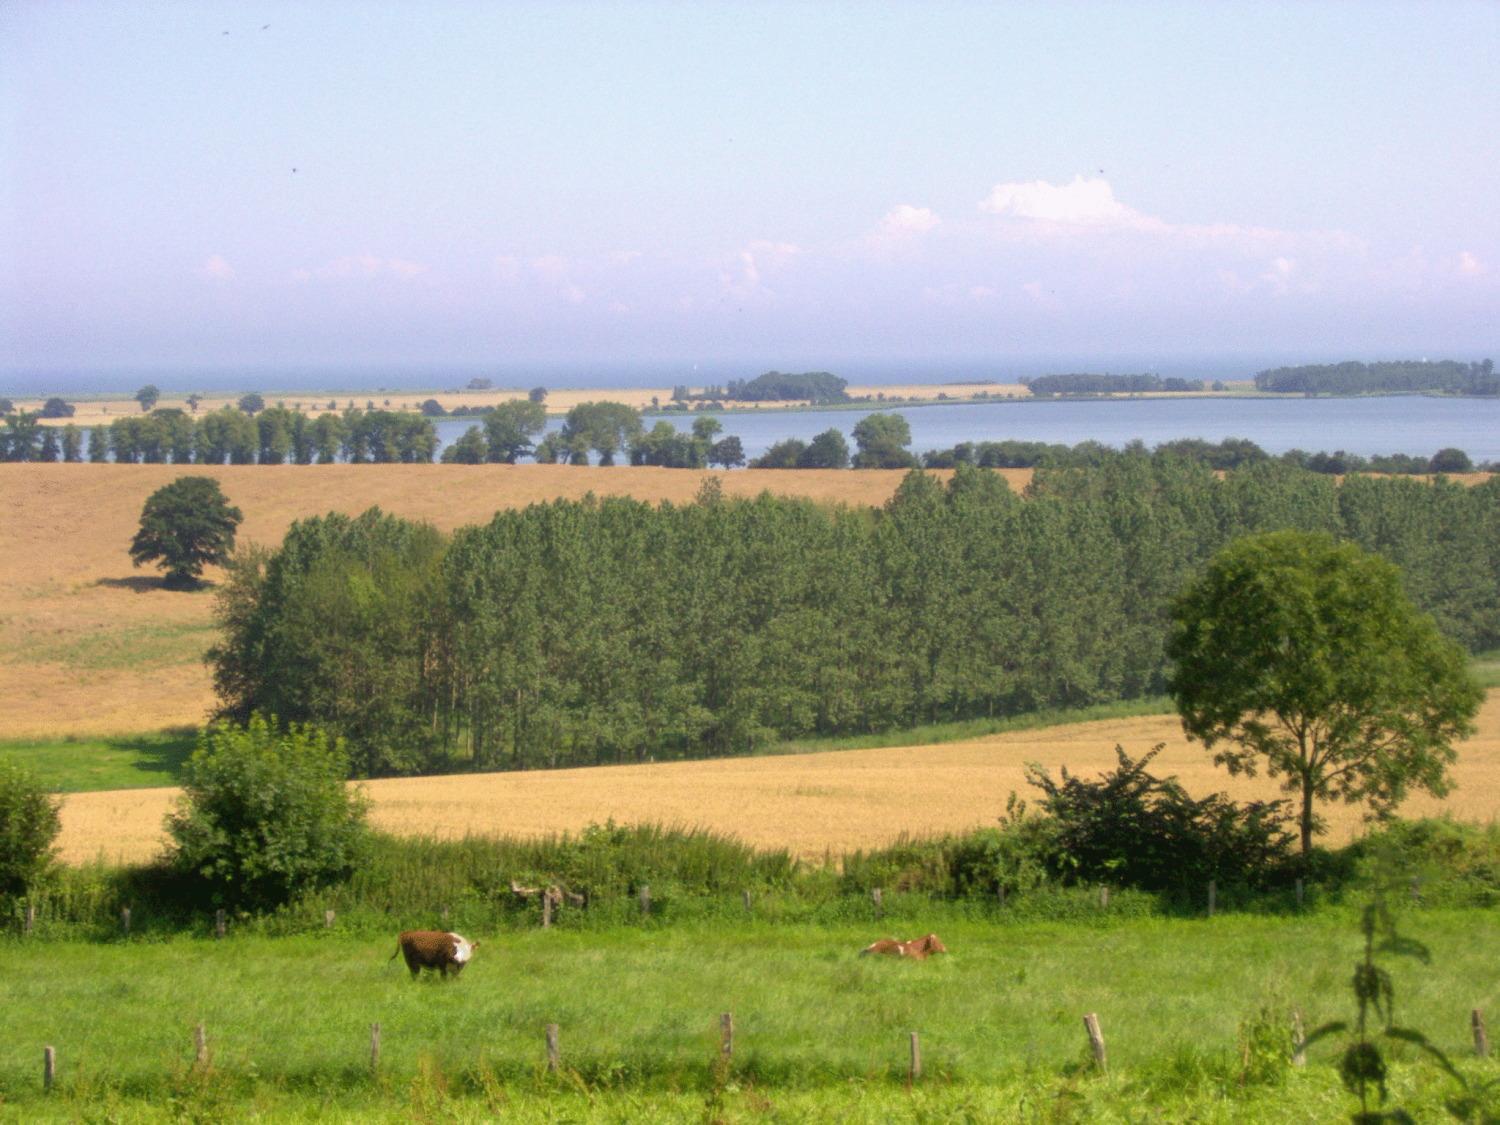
[13,381,1498,427]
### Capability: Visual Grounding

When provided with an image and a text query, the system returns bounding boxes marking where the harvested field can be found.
[55,691,1500,865]
[1,463,1015,739]
[21,382,1033,426]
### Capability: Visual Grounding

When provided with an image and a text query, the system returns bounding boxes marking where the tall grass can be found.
[11,817,1500,940]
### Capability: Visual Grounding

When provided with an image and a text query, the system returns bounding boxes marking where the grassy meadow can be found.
[4,911,1497,1120]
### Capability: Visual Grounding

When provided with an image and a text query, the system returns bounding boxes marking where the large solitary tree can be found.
[1167,530,1482,856]
[130,475,244,588]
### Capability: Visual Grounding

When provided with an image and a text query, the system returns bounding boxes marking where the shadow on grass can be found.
[119,727,199,781]
[93,576,217,593]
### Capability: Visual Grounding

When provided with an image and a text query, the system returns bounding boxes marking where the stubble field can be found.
[52,691,1500,865]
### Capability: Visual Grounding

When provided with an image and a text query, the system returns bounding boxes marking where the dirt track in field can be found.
[55,691,1500,865]
[1,463,1023,739]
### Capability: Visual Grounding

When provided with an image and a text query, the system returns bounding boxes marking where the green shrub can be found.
[0,761,61,897]
[1350,817,1500,907]
[1026,744,1294,891]
[167,716,370,909]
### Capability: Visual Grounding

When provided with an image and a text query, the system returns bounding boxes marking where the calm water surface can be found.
[434,395,1500,464]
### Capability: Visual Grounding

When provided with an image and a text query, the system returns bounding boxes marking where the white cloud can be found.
[977,175,1360,258]
[723,240,800,294]
[293,254,430,282]
[385,258,430,280]
[531,255,570,282]
[877,204,940,236]
[200,254,235,281]
[980,176,1145,227]
[1458,250,1485,277]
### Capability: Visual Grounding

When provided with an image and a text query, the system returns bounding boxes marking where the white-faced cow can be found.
[390,930,478,979]
[859,933,948,961]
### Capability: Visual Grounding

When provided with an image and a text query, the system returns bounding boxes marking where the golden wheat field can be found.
[0,463,1027,739]
[20,381,1032,426]
[53,691,1500,865]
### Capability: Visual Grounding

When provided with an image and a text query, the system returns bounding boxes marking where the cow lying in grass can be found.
[390,931,478,979]
[860,933,948,960]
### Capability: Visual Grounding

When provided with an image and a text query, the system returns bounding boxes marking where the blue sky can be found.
[2,1,1497,381]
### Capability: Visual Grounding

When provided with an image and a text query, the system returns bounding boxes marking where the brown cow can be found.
[390,931,478,979]
[860,933,948,960]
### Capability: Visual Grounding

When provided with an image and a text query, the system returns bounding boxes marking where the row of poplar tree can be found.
[209,456,1500,777]
[0,407,440,464]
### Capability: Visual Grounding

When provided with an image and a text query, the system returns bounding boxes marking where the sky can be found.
[2,1,1497,386]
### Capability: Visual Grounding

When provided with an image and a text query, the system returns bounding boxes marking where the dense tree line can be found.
[1026,373,1205,395]
[1254,359,1498,395]
[209,458,1500,777]
[677,371,850,404]
[0,407,440,464]
[918,436,1495,474]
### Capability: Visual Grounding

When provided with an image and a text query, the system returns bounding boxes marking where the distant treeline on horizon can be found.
[1255,359,1498,396]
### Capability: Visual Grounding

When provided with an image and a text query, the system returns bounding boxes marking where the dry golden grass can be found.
[0,463,1026,738]
[23,381,1033,426]
[54,691,1500,865]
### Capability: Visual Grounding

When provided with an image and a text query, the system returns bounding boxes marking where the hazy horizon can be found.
[2,349,1465,398]
[4,2,1496,379]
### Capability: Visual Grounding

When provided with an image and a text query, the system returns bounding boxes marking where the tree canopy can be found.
[851,412,917,468]
[135,384,161,412]
[167,716,369,908]
[130,475,244,588]
[1167,530,1483,856]
[0,760,61,897]
[559,401,642,465]
[483,399,548,462]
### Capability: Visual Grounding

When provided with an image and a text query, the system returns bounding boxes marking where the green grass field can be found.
[0,729,195,792]
[4,910,1497,1120]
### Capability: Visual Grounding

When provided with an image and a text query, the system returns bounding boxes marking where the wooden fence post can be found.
[909,1031,921,1082]
[195,1023,208,1066]
[214,909,226,940]
[542,892,553,929]
[720,1012,734,1058]
[43,1045,55,1092]
[120,906,131,936]
[872,888,883,918]
[1083,1013,1107,1073]
[639,886,651,916]
[1474,1009,1490,1058]
[440,905,449,924]
[1098,885,1110,910]
[998,884,1007,907]
[1295,878,1305,910]
[1410,876,1422,904]
[23,902,35,936]
[1291,1009,1306,1066]
[324,909,335,929]
[546,1023,560,1072]
[1208,880,1217,918]
[742,890,752,914]
[369,1022,381,1073]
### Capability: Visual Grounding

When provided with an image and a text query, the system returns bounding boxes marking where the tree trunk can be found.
[1300,780,1315,859]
